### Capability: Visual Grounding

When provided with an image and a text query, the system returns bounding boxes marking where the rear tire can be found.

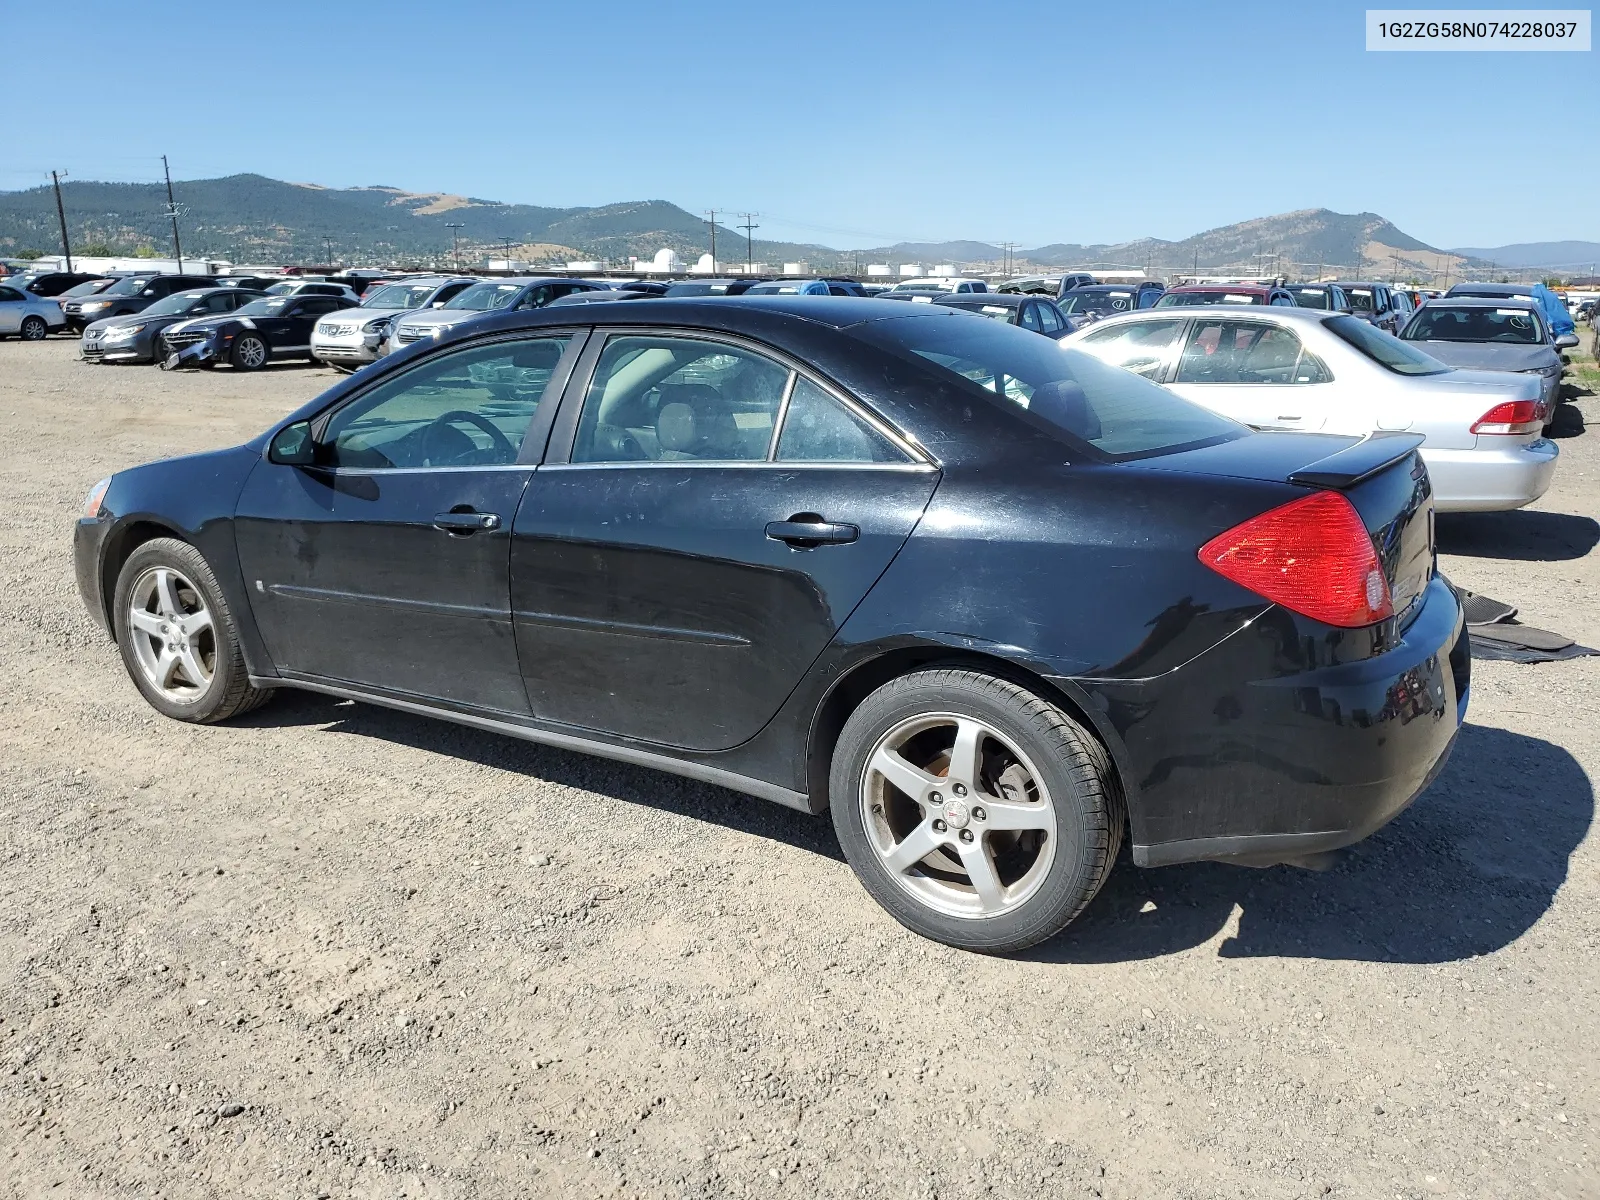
[111,537,273,724]
[830,667,1123,953]
[231,333,269,370]
[20,316,48,341]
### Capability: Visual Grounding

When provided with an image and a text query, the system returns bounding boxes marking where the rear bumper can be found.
[1422,440,1557,513]
[1085,574,1467,868]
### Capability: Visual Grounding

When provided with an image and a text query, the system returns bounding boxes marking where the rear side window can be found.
[776,378,904,463]
[860,315,1242,460]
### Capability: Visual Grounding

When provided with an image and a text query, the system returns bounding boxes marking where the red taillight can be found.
[1199,490,1393,628]
[1470,400,1542,435]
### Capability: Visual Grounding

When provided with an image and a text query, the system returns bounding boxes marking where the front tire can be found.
[830,668,1123,953]
[20,316,48,341]
[111,538,272,723]
[231,332,269,370]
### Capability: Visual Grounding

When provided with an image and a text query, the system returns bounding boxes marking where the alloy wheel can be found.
[20,317,46,341]
[859,712,1058,919]
[126,566,216,702]
[236,336,267,368]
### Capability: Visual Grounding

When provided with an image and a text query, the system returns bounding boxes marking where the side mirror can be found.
[268,420,316,466]
[1556,333,1579,349]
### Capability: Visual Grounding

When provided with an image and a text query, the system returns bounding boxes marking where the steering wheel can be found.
[421,409,517,465]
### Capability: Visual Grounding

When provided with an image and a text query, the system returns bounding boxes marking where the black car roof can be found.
[436,296,964,340]
[935,293,1028,308]
[1447,282,1535,296]
[1419,295,1540,309]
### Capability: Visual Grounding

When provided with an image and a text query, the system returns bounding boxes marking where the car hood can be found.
[396,307,491,328]
[88,311,195,332]
[331,305,415,321]
[163,314,245,336]
[1408,340,1558,373]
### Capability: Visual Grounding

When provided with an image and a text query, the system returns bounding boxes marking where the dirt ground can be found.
[1,338,1596,1200]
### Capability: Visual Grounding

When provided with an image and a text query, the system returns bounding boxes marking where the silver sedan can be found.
[0,280,68,340]
[1063,305,1556,513]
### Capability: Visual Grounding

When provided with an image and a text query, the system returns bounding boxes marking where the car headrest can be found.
[656,384,740,456]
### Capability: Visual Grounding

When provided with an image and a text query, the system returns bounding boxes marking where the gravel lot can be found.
[2,339,1596,1199]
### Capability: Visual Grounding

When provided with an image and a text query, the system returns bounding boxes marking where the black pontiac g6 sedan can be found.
[74,298,1468,952]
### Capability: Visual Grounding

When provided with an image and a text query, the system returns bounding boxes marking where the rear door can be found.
[510,330,939,751]
[0,286,22,333]
[1165,317,1331,431]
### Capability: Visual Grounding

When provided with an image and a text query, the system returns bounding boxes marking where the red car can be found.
[1153,283,1299,308]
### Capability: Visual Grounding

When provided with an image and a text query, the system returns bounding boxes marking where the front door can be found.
[1164,317,1331,431]
[234,331,583,712]
[511,333,938,751]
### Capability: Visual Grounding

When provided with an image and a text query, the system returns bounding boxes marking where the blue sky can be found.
[3,0,1593,250]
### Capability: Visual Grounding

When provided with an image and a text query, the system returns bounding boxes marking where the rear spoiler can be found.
[1287,432,1425,489]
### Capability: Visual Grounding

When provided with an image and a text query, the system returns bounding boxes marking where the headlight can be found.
[81,301,112,312]
[362,317,392,334]
[105,324,144,340]
[83,477,111,518]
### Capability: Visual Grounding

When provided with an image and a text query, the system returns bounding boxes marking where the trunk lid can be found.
[1126,430,1435,625]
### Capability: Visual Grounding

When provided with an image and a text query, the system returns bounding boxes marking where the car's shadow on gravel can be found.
[1027,722,1592,965]
[1437,510,1600,561]
[237,690,846,861]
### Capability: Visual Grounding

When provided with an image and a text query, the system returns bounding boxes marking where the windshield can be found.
[664,281,732,296]
[264,282,299,295]
[746,282,811,294]
[361,282,440,309]
[1343,288,1374,312]
[890,281,954,293]
[1404,305,1543,345]
[444,282,525,311]
[61,279,112,298]
[1060,290,1137,317]
[142,292,210,317]
[235,297,293,317]
[102,276,156,296]
[969,303,1020,322]
[1286,286,1333,309]
[1155,290,1263,307]
[1326,314,1448,375]
[858,314,1243,459]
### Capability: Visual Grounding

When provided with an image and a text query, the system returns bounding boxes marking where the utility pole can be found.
[1192,246,1199,280]
[499,237,515,270]
[162,155,184,271]
[50,170,72,271]
[322,235,336,266]
[704,210,718,273]
[445,223,465,271]
[738,213,758,274]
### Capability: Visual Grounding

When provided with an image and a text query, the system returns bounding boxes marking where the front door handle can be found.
[765,515,858,548]
[433,510,502,534]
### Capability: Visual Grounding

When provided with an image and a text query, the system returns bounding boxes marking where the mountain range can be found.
[0,173,1577,280]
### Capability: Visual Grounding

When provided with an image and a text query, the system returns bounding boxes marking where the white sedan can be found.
[1062,305,1556,513]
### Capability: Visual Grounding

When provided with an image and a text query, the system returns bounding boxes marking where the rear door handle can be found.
[433,510,502,534]
[765,516,858,547]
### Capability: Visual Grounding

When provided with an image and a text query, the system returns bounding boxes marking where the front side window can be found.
[860,315,1241,459]
[1326,314,1448,375]
[572,336,790,463]
[775,378,904,463]
[320,336,574,469]
[1074,318,1183,379]
[1174,320,1327,384]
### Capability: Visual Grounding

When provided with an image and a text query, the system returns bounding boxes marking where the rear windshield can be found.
[1326,314,1448,375]
[1343,288,1375,312]
[1154,290,1263,307]
[859,315,1243,460]
[1405,305,1543,344]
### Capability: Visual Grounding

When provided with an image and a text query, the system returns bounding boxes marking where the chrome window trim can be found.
[540,460,936,473]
